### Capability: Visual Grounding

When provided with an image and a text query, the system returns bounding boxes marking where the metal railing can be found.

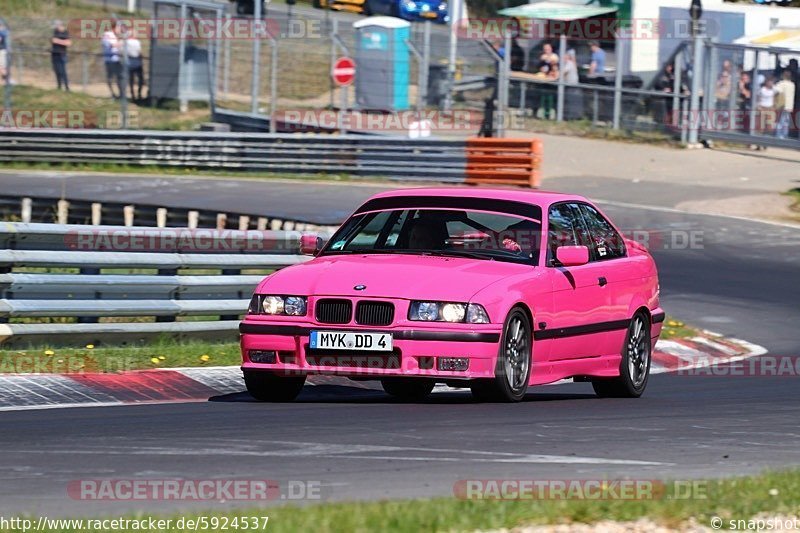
[0,129,469,181]
[0,222,319,347]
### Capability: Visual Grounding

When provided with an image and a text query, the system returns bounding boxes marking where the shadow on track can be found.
[209,384,596,404]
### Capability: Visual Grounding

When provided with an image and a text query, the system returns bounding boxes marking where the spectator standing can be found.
[102,29,123,99]
[123,27,144,101]
[536,43,558,75]
[588,41,605,77]
[51,20,71,91]
[0,21,8,83]
[757,76,776,134]
[510,38,524,72]
[563,49,583,120]
[774,70,795,139]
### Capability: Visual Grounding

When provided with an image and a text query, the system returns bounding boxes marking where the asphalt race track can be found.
[0,173,799,516]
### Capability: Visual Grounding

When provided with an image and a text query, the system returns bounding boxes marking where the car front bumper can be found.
[240,320,501,379]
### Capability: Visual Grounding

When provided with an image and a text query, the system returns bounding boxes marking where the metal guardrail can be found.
[0,129,544,187]
[0,129,470,182]
[0,222,320,347]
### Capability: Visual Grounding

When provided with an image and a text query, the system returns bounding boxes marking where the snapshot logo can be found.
[454,479,708,500]
[68,479,322,501]
[0,109,138,129]
[677,356,800,377]
[70,17,323,40]
[64,229,312,253]
[455,18,720,41]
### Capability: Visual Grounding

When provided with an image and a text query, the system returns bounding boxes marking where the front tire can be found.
[244,371,306,402]
[592,312,651,398]
[470,308,532,402]
[381,378,434,400]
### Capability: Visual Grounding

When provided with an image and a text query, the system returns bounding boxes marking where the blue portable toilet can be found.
[353,17,410,112]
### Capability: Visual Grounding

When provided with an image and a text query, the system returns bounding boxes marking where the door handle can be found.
[598,276,608,287]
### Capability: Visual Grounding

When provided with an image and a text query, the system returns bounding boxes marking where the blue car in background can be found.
[315,0,449,24]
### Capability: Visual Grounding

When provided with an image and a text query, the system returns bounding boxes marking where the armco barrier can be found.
[0,130,543,187]
[465,137,543,188]
[0,222,321,347]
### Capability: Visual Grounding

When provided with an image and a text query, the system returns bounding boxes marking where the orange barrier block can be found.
[465,137,543,188]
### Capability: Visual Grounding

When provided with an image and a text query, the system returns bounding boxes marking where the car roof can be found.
[369,187,589,208]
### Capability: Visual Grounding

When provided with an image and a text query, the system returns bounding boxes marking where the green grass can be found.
[0,339,240,373]
[786,189,800,216]
[0,160,356,182]
[659,316,698,341]
[7,85,210,131]
[2,469,799,532]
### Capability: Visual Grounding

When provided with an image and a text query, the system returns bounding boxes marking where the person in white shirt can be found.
[122,27,144,101]
[757,77,776,133]
[774,70,796,139]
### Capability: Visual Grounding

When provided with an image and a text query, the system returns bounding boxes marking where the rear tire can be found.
[244,371,306,402]
[592,312,651,398]
[381,378,434,400]
[470,308,532,402]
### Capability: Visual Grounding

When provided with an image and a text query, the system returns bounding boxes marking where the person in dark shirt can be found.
[51,20,71,91]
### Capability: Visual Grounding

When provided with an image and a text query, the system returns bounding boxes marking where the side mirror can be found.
[556,245,589,267]
[300,234,323,256]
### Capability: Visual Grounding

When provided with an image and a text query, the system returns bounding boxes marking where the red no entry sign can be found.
[332,57,356,87]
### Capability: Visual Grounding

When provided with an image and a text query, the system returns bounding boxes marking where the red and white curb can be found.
[0,334,766,412]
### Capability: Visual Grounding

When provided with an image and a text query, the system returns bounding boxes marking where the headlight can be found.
[409,301,489,323]
[404,0,417,9]
[466,303,490,324]
[284,296,307,316]
[248,295,307,316]
[438,1,447,10]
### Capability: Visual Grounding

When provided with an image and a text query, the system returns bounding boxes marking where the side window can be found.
[346,211,392,250]
[547,203,579,265]
[577,204,626,260]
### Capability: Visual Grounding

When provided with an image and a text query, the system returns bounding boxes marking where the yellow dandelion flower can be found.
[158,355,166,360]
[200,354,210,362]
[44,350,55,356]
[150,357,160,364]
[86,344,95,349]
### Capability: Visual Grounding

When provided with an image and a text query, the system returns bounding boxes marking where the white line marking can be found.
[595,198,800,230]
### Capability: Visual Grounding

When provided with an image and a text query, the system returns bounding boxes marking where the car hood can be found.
[258,254,532,301]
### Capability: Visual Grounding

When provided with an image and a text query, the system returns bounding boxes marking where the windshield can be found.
[322,208,542,264]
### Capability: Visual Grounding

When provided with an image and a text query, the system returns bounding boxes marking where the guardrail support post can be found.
[256,217,268,231]
[238,216,250,231]
[57,200,69,225]
[156,208,168,228]
[123,205,135,227]
[91,203,102,225]
[216,213,227,230]
[20,198,31,223]
[187,210,199,229]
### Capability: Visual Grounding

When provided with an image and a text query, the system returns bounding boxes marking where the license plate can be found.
[310,331,393,352]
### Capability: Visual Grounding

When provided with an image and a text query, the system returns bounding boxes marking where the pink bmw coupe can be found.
[240,188,663,402]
